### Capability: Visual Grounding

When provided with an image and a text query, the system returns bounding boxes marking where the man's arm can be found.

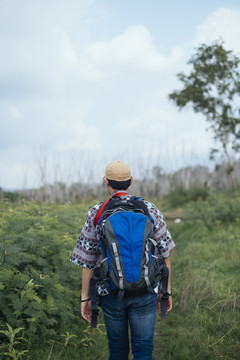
[164,257,171,294]
[157,256,172,315]
[164,256,172,314]
[81,268,94,323]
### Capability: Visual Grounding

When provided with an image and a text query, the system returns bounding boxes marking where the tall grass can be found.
[0,191,239,359]
[153,191,240,360]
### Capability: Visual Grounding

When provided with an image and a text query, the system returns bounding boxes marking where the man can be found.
[71,161,175,360]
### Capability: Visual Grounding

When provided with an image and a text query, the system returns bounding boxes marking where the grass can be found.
[0,191,239,359]
[153,217,240,360]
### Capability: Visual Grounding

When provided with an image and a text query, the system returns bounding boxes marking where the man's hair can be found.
[107,178,131,190]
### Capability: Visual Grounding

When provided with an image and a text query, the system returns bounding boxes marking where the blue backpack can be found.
[90,194,169,327]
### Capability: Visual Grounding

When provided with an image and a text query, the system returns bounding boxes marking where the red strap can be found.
[94,192,128,226]
[112,192,128,197]
[94,198,110,226]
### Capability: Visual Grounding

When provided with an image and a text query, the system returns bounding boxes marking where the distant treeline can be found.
[1,160,240,203]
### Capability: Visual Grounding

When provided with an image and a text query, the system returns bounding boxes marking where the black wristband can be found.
[81,298,91,303]
[168,292,172,297]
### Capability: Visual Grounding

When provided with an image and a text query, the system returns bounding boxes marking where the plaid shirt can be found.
[71,191,175,274]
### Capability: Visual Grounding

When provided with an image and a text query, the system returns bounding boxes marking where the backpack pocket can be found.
[99,257,109,279]
[149,254,164,285]
[152,254,164,272]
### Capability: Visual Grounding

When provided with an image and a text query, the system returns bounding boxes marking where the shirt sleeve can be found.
[144,200,176,258]
[70,203,101,269]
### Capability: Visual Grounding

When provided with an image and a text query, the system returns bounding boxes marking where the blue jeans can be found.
[101,292,157,360]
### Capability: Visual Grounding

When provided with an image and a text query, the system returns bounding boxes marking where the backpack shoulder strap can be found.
[130,196,154,222]
[94,192,128,226]
[94,199,110,226]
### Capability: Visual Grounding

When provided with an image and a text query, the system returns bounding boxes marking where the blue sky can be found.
[0,0,240,189]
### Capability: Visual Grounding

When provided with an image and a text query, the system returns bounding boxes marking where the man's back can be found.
[71,161,175,360]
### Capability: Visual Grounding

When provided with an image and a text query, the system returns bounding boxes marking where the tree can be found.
[169,41,240,191]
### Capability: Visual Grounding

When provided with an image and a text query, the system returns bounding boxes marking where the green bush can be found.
[165,185,210,208]
[186,190,240,227]
[0,200,108,359]
[0,190,21,203]
[155,191,240,360]
[1,192,239,360]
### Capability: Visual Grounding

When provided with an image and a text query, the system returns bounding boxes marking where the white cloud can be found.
[9,106,21,121]
[0,0,95,93]
[65,104,103,152]
[56,120,102,152]
[58,30,78,66]
[2,2,240,189]
[114,106,171,139]
[78,25,183,81]
[195,8,240,52]
[0,145,35,189]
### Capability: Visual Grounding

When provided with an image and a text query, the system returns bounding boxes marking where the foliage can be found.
[0,200,107,359]
[0,189,20,203]
[169,40,240,152]
[164,185,210,208]
[154,191,240,360]
[1,194,239,359]
[169,40,240,190]
[185,190,240,226]
[0,323,28,359]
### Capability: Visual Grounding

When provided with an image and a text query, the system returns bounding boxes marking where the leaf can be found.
[0,282,5,290]
[169,40,240,164]
[0,330,9,337]
[55,283,64,292]
[3,352,15,358]
[12,327,25,337]
[33,295,42,304]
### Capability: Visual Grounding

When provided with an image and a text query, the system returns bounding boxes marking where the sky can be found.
[1,0,240,189]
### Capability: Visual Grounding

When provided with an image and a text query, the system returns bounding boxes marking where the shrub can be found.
[0,201,97,356]
[164,185,210,208]
[186,190,240,227]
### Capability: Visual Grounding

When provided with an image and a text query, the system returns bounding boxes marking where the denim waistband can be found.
[110,288,149,297]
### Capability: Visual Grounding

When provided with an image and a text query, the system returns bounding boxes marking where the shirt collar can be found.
[112,190,129,196]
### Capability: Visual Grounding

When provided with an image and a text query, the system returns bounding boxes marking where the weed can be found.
[0,194,239,359]
[0,323,28,359]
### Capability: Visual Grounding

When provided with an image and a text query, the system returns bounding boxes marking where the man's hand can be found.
[81,268,94,323]
[157,293,172,317]
[165,296,172,314]
[81,300,92,323]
